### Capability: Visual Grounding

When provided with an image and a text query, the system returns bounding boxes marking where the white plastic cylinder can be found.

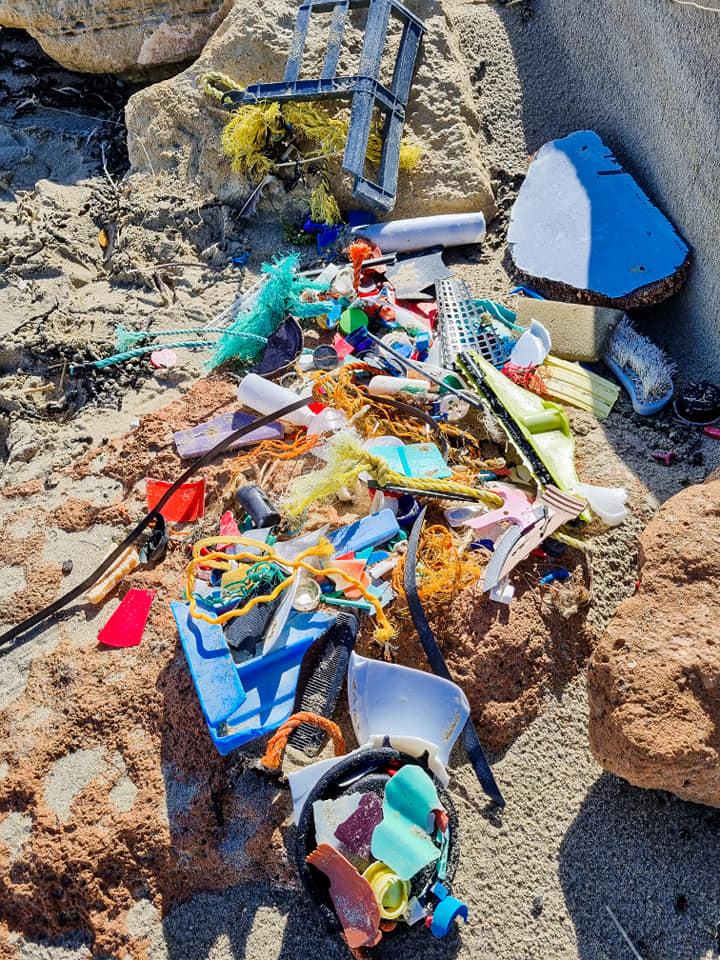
[368,375,431,396]
[237,373,314,428]
[352,212,486,253]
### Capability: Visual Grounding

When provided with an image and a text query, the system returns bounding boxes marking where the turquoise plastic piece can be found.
[371,765,441,881]
[172,601,335,754]
[366,442,451,480]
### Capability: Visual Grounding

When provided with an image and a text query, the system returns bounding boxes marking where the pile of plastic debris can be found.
[3,143,698,952]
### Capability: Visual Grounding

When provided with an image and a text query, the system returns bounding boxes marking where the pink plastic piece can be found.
[333,333,355,358]
[219,510,242,537]
[651,451,675,466]
[463,484,535,533]
[97,589,155,647]
[705,427,720,439]
[150,349,177,369]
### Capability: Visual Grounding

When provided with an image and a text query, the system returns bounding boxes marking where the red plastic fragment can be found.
[704,426,720,439]
[146,477,205,522]
[333,333,355,358]
[97,589,155,648]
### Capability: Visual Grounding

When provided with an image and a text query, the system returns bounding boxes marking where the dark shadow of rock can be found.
[559,773,720,959]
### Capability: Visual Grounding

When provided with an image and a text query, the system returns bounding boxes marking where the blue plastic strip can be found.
[171,602,246,727]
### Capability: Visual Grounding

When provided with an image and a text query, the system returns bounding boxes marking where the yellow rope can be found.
[187,536,394,646]
[283,431,503,516]
[199,71,242,101]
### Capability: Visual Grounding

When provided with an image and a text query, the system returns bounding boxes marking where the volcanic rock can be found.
[124,0,496,219]
[0,0,231,75]
[587,479,720,807]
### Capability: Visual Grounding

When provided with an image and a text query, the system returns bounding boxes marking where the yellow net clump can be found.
[392,524,484,610]
[200,72,421,224]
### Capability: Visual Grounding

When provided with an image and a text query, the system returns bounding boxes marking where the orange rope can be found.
[261,712,346,769]
[348,239,376,287]
[229,430,321,485]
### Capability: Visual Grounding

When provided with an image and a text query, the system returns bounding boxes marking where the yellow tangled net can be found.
[200,71,422,224]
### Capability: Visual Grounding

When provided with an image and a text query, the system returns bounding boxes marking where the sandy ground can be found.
[2,6,720,960]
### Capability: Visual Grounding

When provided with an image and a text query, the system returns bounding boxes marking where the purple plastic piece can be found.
[174,411,284,459]
[334,792,383,860]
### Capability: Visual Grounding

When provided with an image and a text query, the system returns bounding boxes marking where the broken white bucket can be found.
[347,653,470,785]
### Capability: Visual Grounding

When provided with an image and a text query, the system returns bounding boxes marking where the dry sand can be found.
[1,6,720,960]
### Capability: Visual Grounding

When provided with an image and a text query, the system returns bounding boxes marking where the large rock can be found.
[0,0,231,74]
[588,479,720,807]
[124,0,496,219]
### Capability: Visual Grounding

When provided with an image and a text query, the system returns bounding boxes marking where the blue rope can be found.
[70,340,217,373]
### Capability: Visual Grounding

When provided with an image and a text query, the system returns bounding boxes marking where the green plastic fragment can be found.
[461,351,591,522]
[371,765,441,881]
[339,307,370,335]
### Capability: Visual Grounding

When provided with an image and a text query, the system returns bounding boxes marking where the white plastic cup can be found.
[347,652,470,783]
[352,212,486,254]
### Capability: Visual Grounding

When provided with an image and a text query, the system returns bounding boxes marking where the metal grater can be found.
[288,613,358,756]
[437,277,510,370]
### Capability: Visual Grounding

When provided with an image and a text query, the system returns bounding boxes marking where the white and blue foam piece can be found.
[508,130,689,299]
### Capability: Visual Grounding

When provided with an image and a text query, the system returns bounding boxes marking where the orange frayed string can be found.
[261,712,346,769]
[392,523,483,609]
[229,430,321,486]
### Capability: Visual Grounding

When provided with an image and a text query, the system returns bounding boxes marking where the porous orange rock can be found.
[587,478,720,807]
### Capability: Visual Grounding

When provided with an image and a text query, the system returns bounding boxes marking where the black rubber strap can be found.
[0,395,314,651]
[404,506,505,807]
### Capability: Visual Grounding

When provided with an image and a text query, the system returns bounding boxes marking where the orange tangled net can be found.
[392,523,484,609]
[229,430,321,486]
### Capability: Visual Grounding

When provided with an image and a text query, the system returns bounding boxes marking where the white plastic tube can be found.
[236,373,314,428]
[352,212,486,253]
[368,375,431,396]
